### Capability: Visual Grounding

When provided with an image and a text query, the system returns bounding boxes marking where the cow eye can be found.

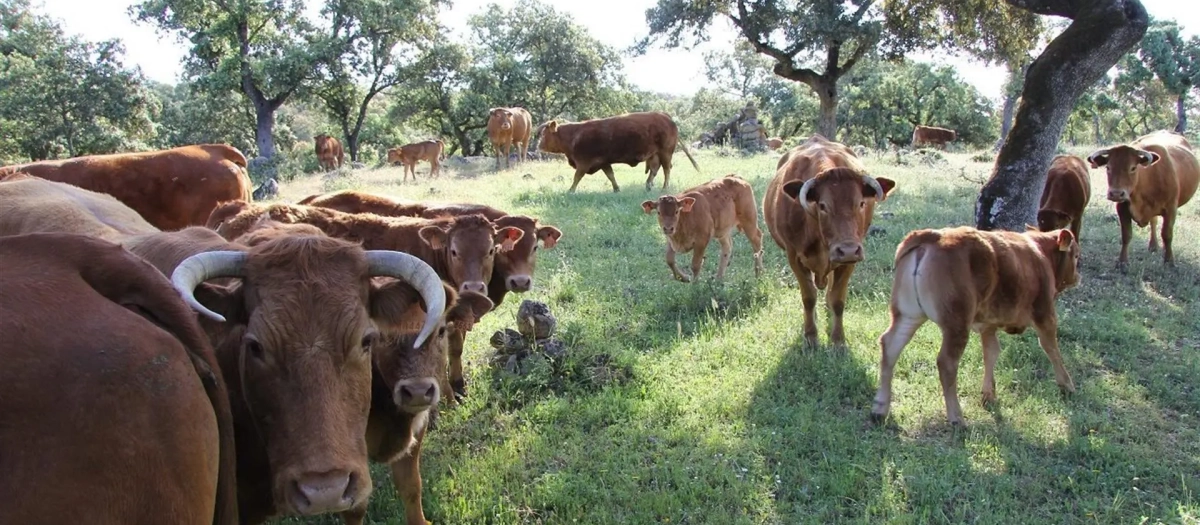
[859,201,866,209]
[360,332,378,353]
[818,202,828,213]
[245,337,265,361]
[437,326,447,338]
[450,248,459,258]
[533,245,539,252]
[489,246,496,256]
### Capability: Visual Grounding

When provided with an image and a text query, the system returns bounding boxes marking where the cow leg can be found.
[448,329,467,400]
[690,241,708,282]
[741,217,765,277]
[494,143,502,170]
[661,150,673,190]
[1160,211,1175,265]
[1148,215,1160,253]
[826,264,856,347]
[1034,319,1076,395]
[872,309,926,423]
[567,168,586,193]
[666,244,689,282]
[715,234,733,280]
[391,432,430,525]
[1116,200,1133,272]
[644,156,661,192]
[980,326,1001,406]
[936,325,971,425]
[785,250,820,347]
[1071,216,1083,244]
[602,166,620,193]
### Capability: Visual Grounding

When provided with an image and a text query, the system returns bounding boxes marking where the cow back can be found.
[0,177,158,241]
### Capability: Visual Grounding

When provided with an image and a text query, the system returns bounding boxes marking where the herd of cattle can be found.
[0,111,1196,524]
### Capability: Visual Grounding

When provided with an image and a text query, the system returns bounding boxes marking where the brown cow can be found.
[1088,130,1200,269]
[315,134,345,171]
[0,144,253,231]
[1037,154,1092,241]
[872,226,1081,426]
[0,233,238,525]
[641,174,764,282]
[766,137,785,150]
[387,140,445,182]
[763,135,896,347]
[911,125,957,150]
[0,176,157,241]
[536,111,700,193]
[298,190,426,217]
[487,107,533,170]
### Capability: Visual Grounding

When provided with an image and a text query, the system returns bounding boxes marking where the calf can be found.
[387,140,445,182]
[1037,154,1092,241]
[315,134,345,171]
[872,226,1081,426]
[1088,130,1200,269]
[911,125,957,150]
[641,174,764,282]
[487,107,533,170]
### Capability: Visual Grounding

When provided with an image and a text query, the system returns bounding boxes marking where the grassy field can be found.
[279,146,1200,525]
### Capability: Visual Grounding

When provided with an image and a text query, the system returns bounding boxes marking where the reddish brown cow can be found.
[315,134,345,171]
[0,144,253,231]
[1088,130,1200,269]
[872,226,1081,426]
[0,233,238,525]
[536,111,700,193]
[487,107,533,170]
[766,137,784,150]
[911,125,957,150]
[387,140,445,182]
[1037,155,1092,241]
[0,176,157,241]
[641,174,764,282]
[763,135,897,347]
[297,190,426,216]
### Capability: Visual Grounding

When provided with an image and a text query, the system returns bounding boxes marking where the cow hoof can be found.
[981,392,997,407]
[1148,243,1159,253]
[1116,260,1128,274]
[803,335,820,349]
[869,409,889,426]
[451,379,467,401]
[676,275,691,283]
[612,188,621,193]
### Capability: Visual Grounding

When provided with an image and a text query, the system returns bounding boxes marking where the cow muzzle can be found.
[506,274,533,292]
[394,377,440,414]
[286,469,361,515]
[830,241,865,264]
[1107,189,1130,202]
[460,281,487,294]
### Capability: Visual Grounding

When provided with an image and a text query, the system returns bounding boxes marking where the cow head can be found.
[170,234,447,517]
[1028,227,1082,295]
[386,148,403,165]
[490,108,514,131]
[782,168,896,265]
[417,214,524,295]
[1088,145,1160,203]
[641,195,696,236]
[487,215,562,293]
[1036,208,1073,233]
[536,121,566,154]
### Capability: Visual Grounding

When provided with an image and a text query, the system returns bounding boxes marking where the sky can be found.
[42,0,1200,104]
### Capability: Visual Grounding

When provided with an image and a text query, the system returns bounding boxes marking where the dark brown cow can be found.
[1088,130,1200,269]
[641,174,764,282]
[1037,154,1092,241]
[487,107,533,170]
[872,226,1081,425]
[387,140,445,182]
[911,125,957,150]
[0,176,157,241]
[763,135,897,347]
[0,233,238,525]
[315,134,345,171]
[0,144,253,231]
[536,111,700,193]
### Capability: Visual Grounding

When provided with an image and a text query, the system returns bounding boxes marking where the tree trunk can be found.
[814,81,837,139]
[1175,92,1187,133]
[997,91,1017,149]
[253,104,277,160]
[1092,110,1103,144]
[976,0,1148,232]
[346,134,360,162]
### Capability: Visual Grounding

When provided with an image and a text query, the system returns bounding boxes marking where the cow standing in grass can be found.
[388,140,445,182]
[911,125,957,150]
[487,107,532,170]
[641,174,764,283]
[1037,154,1092,241]
[872,226,1081,426]
[315,134,345,171]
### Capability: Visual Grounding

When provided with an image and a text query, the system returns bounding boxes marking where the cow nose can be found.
[662,227,675,235]
[830,242,865,263]
[289,470,357,515]
[1107,189,1129,202]
[394,377,440,412]
[460,281,487,294]
[506,274,532,292]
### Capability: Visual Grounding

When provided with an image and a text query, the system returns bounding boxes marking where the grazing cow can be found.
[0,144,253,231]
[293,190,564,399]
[387,140,445,182]
[1037,155,1092,241]
[641,174,764,282]
[315,134,345,171]
[0,176,157,241]
[766,137,785,150]
[487,107,533,170]
[1088,130,1200,269]
[125,226,447,524]
[872,226,1081,426]
[536,111,700,193]
[911,125,957,150]
[0,233,238,525]
[763,135,896,347]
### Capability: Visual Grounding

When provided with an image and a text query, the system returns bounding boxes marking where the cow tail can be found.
[677,138,700,172]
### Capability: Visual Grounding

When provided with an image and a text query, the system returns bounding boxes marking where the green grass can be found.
[279,147,1200,525]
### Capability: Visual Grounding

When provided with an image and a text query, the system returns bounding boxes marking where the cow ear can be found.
[1137,150,1160,166]
[194,282,248,325]
[537,226,562,249]
[495,226,525,252]
[1024,223,1040,232]
[366,278,431,330]
[679,197,696,213]
[548,121,558,132]
[781,180,807,201]
[418,225,449,250]
[870,177,896,201]
[1057,229,1075,252]
[446,291,494,332]
[1087,150,1110,168]
[641,200,657,214]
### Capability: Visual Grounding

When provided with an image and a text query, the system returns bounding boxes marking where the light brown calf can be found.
[1037,154,1092,241]
[872,226,1081,426]
[641,174,764,282]
[387,140,445,182]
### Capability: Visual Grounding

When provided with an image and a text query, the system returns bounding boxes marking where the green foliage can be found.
[882,0,1043,64]
[0,0,157,161]
[1135,20,1200,98]
[150,81,256,154]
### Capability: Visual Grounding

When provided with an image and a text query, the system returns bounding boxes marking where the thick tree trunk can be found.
[997,91,1017,149]
[346,134,360,162]
[1176,93,1187,133]
[1092,111,1104,144]
[253,105,277,160]
[976,0,1148,232]
[815,81,838,139]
